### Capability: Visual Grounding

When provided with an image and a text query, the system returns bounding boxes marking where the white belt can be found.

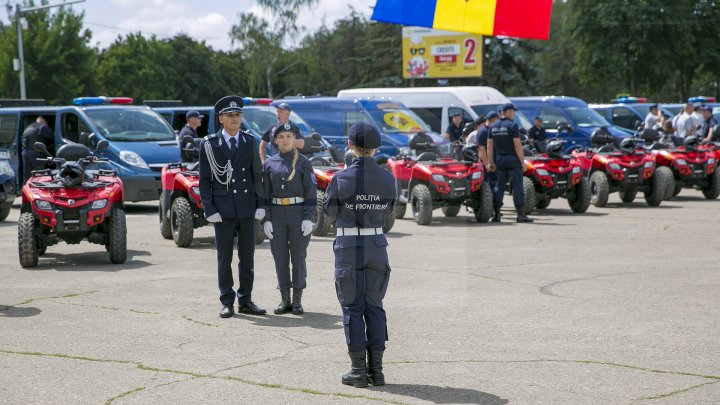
[272,197,304,205]
[336,227,383,236]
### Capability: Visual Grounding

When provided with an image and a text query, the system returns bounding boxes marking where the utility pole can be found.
[8,0,85,99]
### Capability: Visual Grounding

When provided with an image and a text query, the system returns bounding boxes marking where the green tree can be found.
[0,1,97,103]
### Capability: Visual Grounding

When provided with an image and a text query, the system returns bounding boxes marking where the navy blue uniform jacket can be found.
[198,130,263,219]
[261,151,317,221]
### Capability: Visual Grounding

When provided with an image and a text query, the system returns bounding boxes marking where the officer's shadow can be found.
[371,384,508,404]
[0,305,41,318]
[239,311,342,330]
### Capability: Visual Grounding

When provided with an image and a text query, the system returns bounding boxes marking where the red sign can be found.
[435,55,457,63]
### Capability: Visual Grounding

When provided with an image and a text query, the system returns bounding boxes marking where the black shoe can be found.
[341,351,369,388]
[517,213,534,223]
[367,350,385,386]
[492,208,501,222]
[219,305,234,318]
[291,288,304,315]
[274,289,292,315]
[238,301,267,315]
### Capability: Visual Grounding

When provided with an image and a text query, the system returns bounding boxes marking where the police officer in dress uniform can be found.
[259,102,305,163]
[478,111,500,216]
[20,116,54,185]
[178,110,204,163]
[487,103,534,223]
[322,123,396,388]
[261,122,317,315]
[198,96,267,318]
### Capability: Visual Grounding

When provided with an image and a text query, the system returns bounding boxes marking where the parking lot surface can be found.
[1,191,719,404]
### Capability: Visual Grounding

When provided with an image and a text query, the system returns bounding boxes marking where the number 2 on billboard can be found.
[464,38,477,65]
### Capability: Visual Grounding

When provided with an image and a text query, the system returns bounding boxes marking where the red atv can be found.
[648,134,719,200]
[523,139,590,213]
[159,135,265,247]
[572,129,669,207]
[18,139,126,268]
[388,133,493,225]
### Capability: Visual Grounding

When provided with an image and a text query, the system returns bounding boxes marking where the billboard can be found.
[402,26,483,79]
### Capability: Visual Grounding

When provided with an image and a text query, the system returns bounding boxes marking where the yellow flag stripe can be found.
[434,0,497,35]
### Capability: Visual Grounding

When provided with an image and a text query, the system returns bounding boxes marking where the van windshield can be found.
[471,105,532,130]
[85,108,176,142]
[563,107,610,128]
[366,107,431,134]
[243,106,313,136]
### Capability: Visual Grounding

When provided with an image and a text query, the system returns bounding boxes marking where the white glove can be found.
[301,220,313,236]
[206,213,222,223]
[263,221,274,240]
[255,208,265,221]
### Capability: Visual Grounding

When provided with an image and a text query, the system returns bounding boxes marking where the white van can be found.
[337,86,531,134]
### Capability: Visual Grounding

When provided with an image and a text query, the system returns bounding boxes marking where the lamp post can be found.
[9,0,85,99]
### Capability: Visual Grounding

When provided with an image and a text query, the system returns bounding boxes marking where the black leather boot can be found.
[492,207,501,222]
[517,212,534,223]
[274,288,292,315]
[341,351,368,388]
[291,288,304,315]
[367,350,385,386]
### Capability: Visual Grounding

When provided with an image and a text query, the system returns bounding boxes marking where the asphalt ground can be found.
[1,190,719,404]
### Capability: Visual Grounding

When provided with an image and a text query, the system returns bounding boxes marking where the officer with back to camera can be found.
[178,110,204,163]
[260,102,305,164]
[261,121,317,316]
[322,123,396,388]
[487,103,533,223]
[20,116,54,185]
[198,95,267,318]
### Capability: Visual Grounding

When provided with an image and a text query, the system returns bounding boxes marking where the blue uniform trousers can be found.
[334,242,391,352]
[493,154,525,210]
[213,218,256,306]
[269,205,310,290]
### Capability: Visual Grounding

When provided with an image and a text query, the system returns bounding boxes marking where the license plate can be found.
[694,170,703,174]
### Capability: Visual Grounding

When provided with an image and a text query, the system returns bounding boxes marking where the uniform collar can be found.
[221,129,245,144]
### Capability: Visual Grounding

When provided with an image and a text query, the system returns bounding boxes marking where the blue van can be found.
[0,97,180,202]
[274,97,445,164]
[511,96,629,151]
[0,146,17,221]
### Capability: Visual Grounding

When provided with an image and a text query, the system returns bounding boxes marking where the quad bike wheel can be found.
[394,179,407,219]
[590,171,609,207]
[159,190,172,239]
[702,170,720,200]
[644,169,667,207]
[108,208,127,264]
[441,204,461,217]
[522,177,536,215]
[619,187,637,203]
[18,212,39,268]
[171,196,194,247]
[0,203,11,221]
[673,184,683,197]
[657,166,675,200]
[312,189,332,236]
[473,181,494,223]
[38,242,47,256]
[382,212,395,233]
[536,196,552,209]
[410,184,433,225]
[568,176,591,213]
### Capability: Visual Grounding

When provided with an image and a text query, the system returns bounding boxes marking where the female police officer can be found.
[322,123,396,388]
[261,122,316,315]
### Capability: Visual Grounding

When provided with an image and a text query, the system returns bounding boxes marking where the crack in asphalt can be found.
[181,314,220,328]
[634,379,720,401]
[105,376,197,405]
[538,271,633,298]
[56,301,161,315]
[0,349,405,404]
[7,290,100,307]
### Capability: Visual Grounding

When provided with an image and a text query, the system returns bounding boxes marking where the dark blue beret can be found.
[348,123,381,149]
[273,122,301,138]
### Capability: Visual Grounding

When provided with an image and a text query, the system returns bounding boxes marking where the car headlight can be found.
[90,199,108,210]
[431,174,446,182]
[0,160,13,176]
[643,161,654,169]
[571,166,582,174]
[608,163,621,170]
[0,150,10,159]
[192,186,200,195]
[35,200,53,211]
[709,158,716,165]
[119,150,150,169]
[675,159,688,166]
[535,169,549,176]
[471,171,483,180]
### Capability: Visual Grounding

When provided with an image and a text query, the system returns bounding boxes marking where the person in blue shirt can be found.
[261,122,317,315]
[487,103,533,223]
[178,110,204,163]
[198,95,267,318]
[260,103,305,163]
[478,111,500,216]
[701,106,718,142]
[322,123,396,388]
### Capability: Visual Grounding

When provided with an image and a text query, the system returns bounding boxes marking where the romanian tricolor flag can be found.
[371,0,553,40]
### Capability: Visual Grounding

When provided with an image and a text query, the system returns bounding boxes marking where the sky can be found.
[4,0,376,50]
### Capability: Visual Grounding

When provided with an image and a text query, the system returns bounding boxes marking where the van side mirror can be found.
[311,133,322,141]
[96,140,109,150]
[34,142,49,155]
